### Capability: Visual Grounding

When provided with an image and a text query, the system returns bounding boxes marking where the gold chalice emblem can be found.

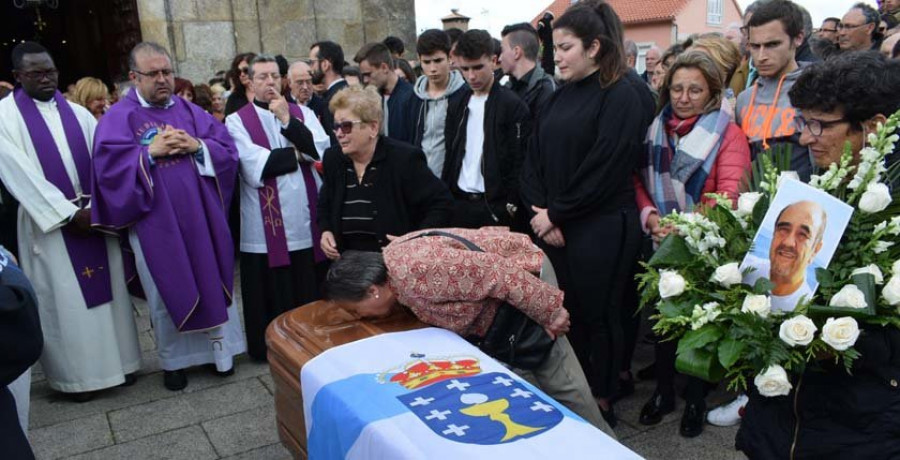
[460,394,543,442]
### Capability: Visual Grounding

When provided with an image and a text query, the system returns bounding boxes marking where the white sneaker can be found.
[707,394,749,427]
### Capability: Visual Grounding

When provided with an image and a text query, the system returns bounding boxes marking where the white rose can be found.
[742,294,772,318]
[893,260,900,275]
[883,276,900,306]
[874,241,895,254]
[712,262,743,287]
[829,284,868,309]
[859,182,891,214]
[851,264,884,284]
[736,192,763,216]
[821,317,861,351]
[658,270,686,299]
[778,315,817,347]
[754,365,792,397]
[777,171,800,189]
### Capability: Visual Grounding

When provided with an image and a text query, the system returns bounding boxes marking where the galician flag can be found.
[301,328,641,459]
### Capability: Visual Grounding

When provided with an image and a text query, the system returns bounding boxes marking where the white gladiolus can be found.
[829,284,868,309]
[778,315,817,347]
[754,365,793,397]
[821,317,861,351]
[777,171,800,189]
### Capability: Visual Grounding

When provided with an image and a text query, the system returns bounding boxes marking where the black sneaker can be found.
[163,370,187,391]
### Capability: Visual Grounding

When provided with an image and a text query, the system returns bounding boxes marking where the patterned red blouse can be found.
[382,227,565,338]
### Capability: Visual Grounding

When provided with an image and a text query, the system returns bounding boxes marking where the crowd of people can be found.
[2,0,900,457]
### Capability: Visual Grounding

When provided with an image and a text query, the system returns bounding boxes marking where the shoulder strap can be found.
[405,230,484,252]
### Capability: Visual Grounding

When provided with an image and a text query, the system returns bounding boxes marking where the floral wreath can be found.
[638,111,900,397]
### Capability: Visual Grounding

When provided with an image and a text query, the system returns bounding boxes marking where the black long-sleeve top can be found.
[317,136,454,251]
[521,69,655,225]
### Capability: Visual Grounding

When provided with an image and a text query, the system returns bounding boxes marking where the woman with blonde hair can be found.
[71,77,109,119]
[634,50,750,437]
[317,86,452,257]
[689,36,742,100]
[209,83,226,122]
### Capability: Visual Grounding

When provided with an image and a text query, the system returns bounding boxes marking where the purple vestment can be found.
[90,91,239,332]
[13,89,113,308]
[235,103,325,266]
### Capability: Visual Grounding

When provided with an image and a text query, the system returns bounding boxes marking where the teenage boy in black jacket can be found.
[444,29,530,229]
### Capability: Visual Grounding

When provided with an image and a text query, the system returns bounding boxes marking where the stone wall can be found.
[135,0,416,84]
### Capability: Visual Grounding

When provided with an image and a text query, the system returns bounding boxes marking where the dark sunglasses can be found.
[238,67,249,75]
[332,120,364,134]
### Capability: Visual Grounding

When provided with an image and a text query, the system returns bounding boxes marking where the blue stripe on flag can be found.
[307,373,407,459]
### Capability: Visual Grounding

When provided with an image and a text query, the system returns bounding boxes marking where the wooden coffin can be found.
[265,301,425,459]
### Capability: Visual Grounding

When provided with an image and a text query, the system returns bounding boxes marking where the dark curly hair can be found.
[788,51,900,131]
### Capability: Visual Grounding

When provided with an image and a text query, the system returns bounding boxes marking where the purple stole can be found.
[14,89,112,308]
[235,103,325,267]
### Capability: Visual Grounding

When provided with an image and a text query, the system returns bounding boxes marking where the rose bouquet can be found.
[638,111,900,396]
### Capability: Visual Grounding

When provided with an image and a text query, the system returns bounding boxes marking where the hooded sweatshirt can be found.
[735,62,812,181]
[411,70,466,177]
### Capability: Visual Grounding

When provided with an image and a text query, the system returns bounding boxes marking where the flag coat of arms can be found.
[301,328,642,459]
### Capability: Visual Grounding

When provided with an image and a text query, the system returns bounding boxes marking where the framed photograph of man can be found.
[740,179,854,312]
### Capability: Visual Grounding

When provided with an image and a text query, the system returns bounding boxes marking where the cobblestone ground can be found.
[27,281,745,459]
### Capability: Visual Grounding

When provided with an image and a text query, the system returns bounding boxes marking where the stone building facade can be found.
[136,0,417,84]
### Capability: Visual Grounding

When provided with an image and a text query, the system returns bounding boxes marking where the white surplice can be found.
[128,92,246,372]
[0,95,141,393]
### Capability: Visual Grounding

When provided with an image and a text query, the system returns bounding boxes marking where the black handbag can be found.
[406,231,555,369]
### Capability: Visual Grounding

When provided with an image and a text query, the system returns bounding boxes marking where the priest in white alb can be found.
[0,42,141,402]
[226,54,329,362]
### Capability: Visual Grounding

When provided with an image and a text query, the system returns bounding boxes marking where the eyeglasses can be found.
[793,115,848,136]
[133,68,174,79]
[669,87,707,101]
[18,69,58,80]
[293,79,313,87]
[332,120,364,134]
[837,22,869,30]
[817,28,838,33]
[238,67,249,75]
[252,72,280,82]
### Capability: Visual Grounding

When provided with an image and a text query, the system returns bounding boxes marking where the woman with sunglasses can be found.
[224,52,256,116]
[317,86,453,259]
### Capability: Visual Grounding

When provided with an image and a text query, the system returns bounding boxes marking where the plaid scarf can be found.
[641,101,733,215]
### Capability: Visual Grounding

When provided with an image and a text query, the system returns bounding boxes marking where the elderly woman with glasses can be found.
[317,86,453,259]
[633,50,751,438]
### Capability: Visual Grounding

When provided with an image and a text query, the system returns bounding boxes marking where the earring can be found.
[375,292,380,299]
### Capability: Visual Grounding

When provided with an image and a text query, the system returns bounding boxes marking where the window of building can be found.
[707,0,723,25]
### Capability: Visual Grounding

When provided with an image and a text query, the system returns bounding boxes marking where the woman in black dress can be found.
[521,0,655,426]
[317,86,452,257]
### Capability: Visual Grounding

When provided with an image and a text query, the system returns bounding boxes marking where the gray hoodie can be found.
[735,63,811,180]
[413,70,466,178]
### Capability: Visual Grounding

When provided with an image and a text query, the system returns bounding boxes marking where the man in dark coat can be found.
[0,247,42,460]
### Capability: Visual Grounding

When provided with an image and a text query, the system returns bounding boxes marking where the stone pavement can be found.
[27,299,746,460]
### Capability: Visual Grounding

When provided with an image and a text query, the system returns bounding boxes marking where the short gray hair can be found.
[129,42,172,71]
[247,54,277,79]
[624,39,638,58]
[322,251,388,302]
